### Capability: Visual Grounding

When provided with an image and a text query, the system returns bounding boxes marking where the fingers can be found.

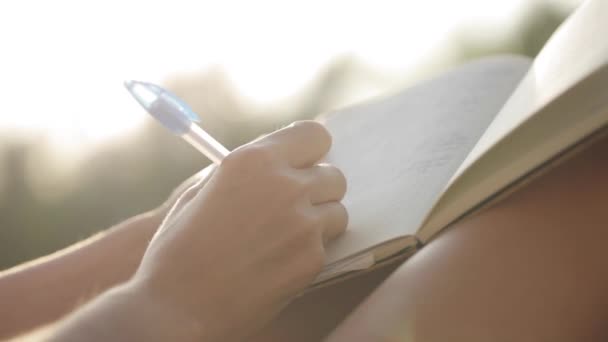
[164,178,206,222]
[316,202,348,244]
[263,121,332,168]
[298,164,348,244]
[305,163,347,204]
[162,165,216,213]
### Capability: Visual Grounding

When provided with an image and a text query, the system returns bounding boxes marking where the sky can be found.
[0,0,579,149]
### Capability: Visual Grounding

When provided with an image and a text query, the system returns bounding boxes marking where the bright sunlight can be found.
[0,0,575,149]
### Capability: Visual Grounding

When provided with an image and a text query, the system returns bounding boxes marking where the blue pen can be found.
[124,80,230,164]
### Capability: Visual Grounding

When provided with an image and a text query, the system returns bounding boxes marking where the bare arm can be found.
[15,121,348,341]
[0,167,215,340]
[0,211,159,339]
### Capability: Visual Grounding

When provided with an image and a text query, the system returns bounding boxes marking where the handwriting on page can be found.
[322,57,530,265]
[404,133,470,174]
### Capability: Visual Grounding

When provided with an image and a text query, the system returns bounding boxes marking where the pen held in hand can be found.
[124,80,230,164]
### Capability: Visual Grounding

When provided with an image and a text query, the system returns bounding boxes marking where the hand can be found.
[128,121,348,341]
[154,164,216,218]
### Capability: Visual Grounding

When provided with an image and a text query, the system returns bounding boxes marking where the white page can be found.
[452,0,608,180]
[321,56,530,265]
[419,0,608,241]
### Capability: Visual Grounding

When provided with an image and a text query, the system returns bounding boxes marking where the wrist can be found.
[92,282,206,342]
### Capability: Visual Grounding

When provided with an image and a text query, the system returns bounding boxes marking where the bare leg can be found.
[252,263,399,341]
[327,135,608,341]
[256,135,608,342]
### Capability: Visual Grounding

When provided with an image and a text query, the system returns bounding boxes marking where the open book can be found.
[313,0,608,286]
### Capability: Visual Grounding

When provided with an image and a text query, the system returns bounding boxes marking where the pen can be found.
[124,80,230,164]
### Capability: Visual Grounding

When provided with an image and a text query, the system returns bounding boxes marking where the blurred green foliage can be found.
[0,2,571,270]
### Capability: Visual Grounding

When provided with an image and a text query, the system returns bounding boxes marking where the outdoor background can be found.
[0,0,579,270]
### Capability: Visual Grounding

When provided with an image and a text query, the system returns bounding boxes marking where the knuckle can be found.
[246,145,276,164]
[221,144,275,171]
[296,208,322,231]
[275,172,309,200]
[239,145,275,164]
[287,210,321,243]
[287,174,310,195]
[293,120,332,147]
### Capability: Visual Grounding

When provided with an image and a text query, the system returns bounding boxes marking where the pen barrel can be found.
[183,124,230,164]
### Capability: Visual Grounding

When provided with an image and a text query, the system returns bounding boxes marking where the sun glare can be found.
[0,0,542,152]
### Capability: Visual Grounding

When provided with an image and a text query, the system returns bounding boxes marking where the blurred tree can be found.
[454,2,571,61]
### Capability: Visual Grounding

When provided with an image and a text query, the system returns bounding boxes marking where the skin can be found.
[327,134,608,342]
[3,121,348,341]
[4,122,608,341]
[0,212,162,339]
[0,165,215,340]
[250,133,608,342]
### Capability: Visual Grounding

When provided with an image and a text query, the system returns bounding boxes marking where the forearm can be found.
[0,211,162,339]
[40,282,204,342]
